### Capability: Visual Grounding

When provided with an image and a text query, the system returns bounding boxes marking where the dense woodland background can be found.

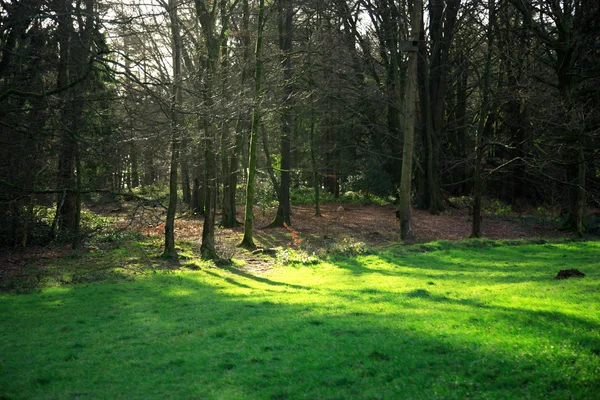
[1,0,599,258]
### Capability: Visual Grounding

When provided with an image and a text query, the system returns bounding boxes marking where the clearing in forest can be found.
[1,241,599,399]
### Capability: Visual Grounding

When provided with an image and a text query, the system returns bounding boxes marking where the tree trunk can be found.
[219,0,239,228]
[240,0,265,249]
[471,0,497,238]
[201,121,217,258]
[262,125,281,198]
[195,0,227,259]
[181,155,191,205]
[310,112,321,217]
[54,2,77,236]
[130,143,140,189]
[164,0,183,259]
[398,0,422,241]
[270,0,294,227]
[221,0,252,228]
[55,0,95,245]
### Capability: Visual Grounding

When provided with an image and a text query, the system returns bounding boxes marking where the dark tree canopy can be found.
[1,0,599,252]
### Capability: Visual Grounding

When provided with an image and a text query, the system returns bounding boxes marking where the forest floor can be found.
[145,203,571,245]
[0,202,583,290]
[1,204,599,398]
[138,203,574,273]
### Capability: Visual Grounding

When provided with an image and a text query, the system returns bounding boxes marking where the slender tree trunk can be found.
[455,51,469,195]
[164,0,183,259]
[181,155,191,205]
[221,0,252,228]
[195,0,225,259]
[219,0,239,228]
[73,146,82,249]
[130,143,140,188]
[240,0,265,249]
[576,146,586,236]
[310,112,321,217]
[398,0,422,241]
[55,0,94,244]
[55,2,76,236]
[262,124,281,198]
[271,0,293,227]
[471,0,497,238]
[201,121,217,258]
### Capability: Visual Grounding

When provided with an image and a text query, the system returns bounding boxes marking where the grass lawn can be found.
[1,240,599,399]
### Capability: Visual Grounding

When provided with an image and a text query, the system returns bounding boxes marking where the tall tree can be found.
[471,0,498,238]
[270,0,294,227]
[417,0,460,214]
[163,0,183,258]
[218,0,238,228]
[54,0,96,248]
[397,0,423,241]
[509,0,600,235]
[240,0,266,249]
[195,0,224,259]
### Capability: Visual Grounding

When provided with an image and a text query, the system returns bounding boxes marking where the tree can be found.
[240,0,266,249]
[163,0,183,259]
[398,0,423,241]
[195,0,227,259]
[509,0,600,235]
[417,0,460,214]
[270,0,294,227]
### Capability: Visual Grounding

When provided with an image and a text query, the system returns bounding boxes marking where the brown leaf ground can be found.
[146,203,573,272]
[0,203,575,288]
[169,203,571,247]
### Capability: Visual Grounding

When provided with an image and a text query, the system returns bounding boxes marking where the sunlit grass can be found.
[1,241,599,399]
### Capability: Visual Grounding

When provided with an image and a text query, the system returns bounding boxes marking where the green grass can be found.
[1,241,599,399]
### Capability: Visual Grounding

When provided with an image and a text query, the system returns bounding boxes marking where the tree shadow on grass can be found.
[221,264,309,291]
[1,264,599,399]
[332,242,599,285]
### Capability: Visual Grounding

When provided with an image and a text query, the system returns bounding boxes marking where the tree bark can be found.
[471,0,497,238]
[164,0,183,259]
[195,0,227,258]
[222,0,252,228]
[240,0,265,249]
[270,0,294,227]
[54,0,95,246]
[398,0,422,241]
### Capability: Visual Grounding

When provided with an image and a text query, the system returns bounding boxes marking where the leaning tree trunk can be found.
[398,0,423,241]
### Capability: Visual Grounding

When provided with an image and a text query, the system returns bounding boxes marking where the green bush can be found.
[254,178,278,207]
[346,167,395,199]
[276,247,320,266]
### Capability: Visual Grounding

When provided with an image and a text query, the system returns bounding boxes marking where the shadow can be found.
[253,230,290,249]
[1,245,599,399]
[360,242,600,285]
[221,264,309,290]
[202,269,254,290]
